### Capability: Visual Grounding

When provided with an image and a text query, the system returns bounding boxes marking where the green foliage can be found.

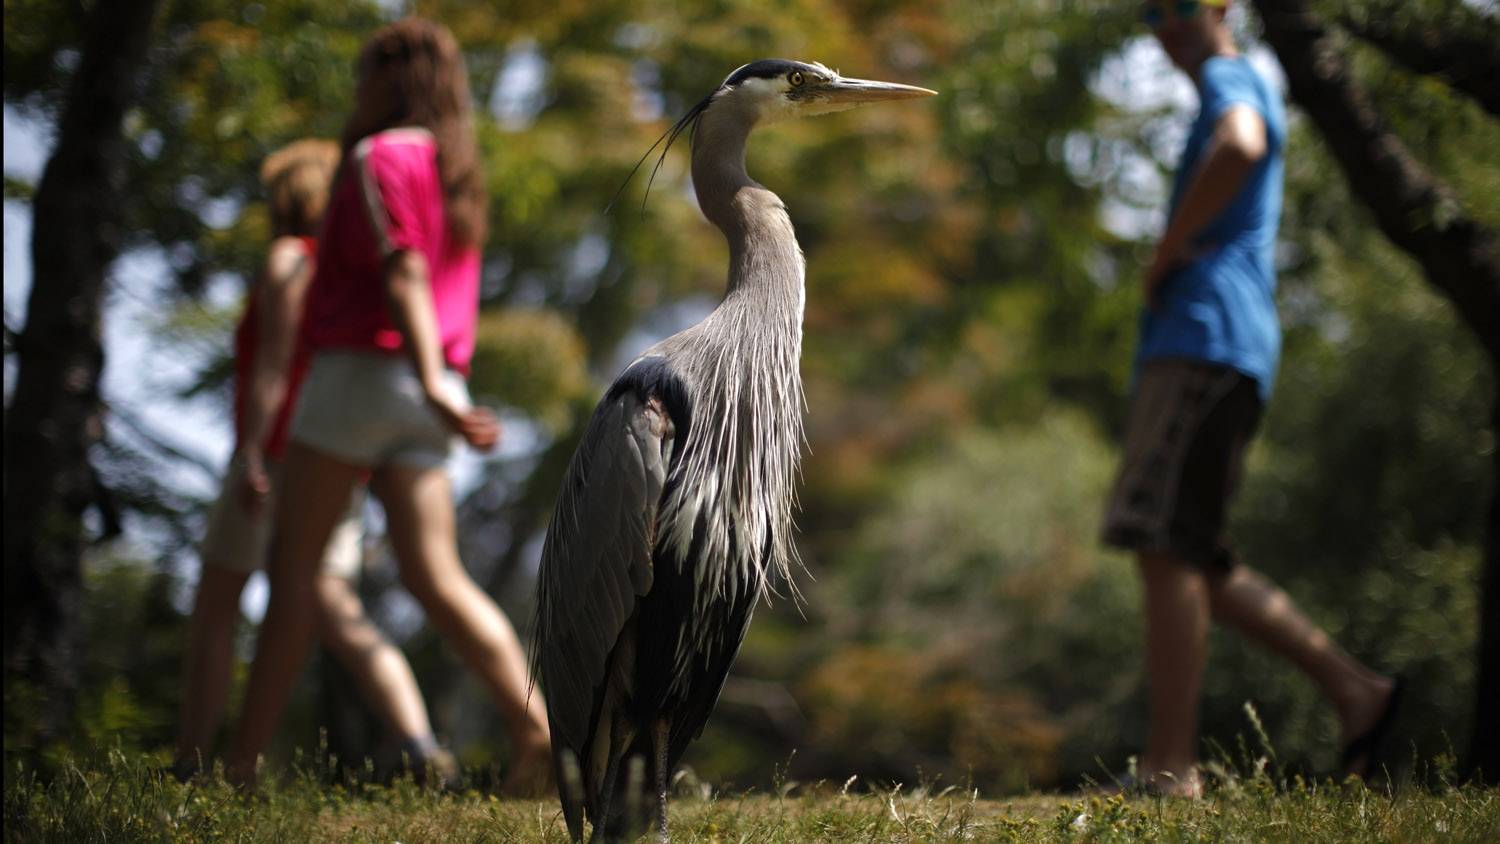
[3,175,35,201]
[72,561,186,752]
[4,0,1495,798]
[694,412,1142,792]
[468,308,591,430]
[4,558,185,773]
[0,0,85,111]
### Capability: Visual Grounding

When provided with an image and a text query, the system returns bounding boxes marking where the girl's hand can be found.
[427,389,501,450]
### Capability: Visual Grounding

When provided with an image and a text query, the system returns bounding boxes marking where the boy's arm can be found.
[1145,104,1269,304]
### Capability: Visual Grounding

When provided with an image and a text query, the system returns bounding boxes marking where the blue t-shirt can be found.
[1137,55,1286,400]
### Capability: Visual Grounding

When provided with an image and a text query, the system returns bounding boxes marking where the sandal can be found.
[1340,676,1405,780]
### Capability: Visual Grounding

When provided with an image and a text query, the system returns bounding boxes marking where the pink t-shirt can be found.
[300,127,479,374]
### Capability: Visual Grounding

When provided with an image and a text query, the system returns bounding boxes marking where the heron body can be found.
[532,59,935,842]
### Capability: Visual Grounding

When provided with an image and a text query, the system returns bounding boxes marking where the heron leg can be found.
[586,749,619,844]
[653,718,671,843]
[558,748,585,842]
[588,713,631,844]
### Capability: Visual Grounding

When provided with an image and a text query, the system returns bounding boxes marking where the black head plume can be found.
[606,91,714,215]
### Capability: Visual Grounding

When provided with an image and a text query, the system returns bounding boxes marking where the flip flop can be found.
[1095,769,1202,799]
[1339,675,1405,780]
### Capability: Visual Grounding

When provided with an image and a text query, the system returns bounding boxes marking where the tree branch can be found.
[1251,0,1500,361]
[106,400,223,482]
[1338,11,1500,117]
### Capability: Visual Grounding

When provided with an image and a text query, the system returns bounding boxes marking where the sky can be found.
[4,107,234,507]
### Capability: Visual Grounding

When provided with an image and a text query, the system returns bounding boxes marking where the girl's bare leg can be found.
[371,464,551,789]
[314,574,434,743]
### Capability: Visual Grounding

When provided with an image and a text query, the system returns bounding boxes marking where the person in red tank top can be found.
[227,20,551,794]
[176,140,457,787]
[229,233,313,466]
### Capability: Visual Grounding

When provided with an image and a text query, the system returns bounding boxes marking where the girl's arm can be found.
[381,248,499,449]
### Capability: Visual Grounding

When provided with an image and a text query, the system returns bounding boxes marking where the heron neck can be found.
[691,109,805,319]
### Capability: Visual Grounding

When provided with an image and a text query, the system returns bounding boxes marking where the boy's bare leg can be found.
[1138,551,1209,796]
[1206,565,1395,771]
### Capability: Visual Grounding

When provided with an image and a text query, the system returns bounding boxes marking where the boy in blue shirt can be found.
[1101,0,1398,795]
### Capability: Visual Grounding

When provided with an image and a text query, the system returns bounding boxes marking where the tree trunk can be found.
[2,0,162,746]
[1250,0,1500,780]
[1478,394,1500,782]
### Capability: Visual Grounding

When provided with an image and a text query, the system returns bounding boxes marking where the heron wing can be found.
[535,357,687,757]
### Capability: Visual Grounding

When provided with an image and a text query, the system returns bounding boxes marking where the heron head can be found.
[711,59,937,124]
[610,59,935,212]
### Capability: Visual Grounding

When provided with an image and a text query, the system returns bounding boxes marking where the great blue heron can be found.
[533,59,936,842]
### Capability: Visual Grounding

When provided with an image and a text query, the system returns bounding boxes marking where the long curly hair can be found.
[260,139,340,238]
[340,17,487,248]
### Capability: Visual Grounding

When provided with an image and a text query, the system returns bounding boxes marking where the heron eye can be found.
[788,71,804,87]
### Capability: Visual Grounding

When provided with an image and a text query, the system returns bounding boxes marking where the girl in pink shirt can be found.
[301,126,480,375]
[228,18,550,792]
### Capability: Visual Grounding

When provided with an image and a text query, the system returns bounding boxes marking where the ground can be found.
[5,754,1499,842]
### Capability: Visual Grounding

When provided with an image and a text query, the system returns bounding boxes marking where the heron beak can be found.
[818,76,938,105]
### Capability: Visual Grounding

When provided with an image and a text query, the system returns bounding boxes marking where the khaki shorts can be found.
[199,458,364,578]
[289,350,469,470]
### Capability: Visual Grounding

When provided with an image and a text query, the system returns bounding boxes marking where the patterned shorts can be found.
[1101,359,1262,572]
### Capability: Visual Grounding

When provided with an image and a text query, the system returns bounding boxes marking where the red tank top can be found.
[232,236,315,460]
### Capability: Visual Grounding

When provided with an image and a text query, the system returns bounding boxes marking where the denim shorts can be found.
[289,350,470,470]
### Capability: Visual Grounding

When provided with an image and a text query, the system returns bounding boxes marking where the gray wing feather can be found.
[535,387,669,755]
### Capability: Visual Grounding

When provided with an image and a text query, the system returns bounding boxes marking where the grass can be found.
[5,750,1499,843]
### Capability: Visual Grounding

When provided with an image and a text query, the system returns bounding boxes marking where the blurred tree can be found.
[1250,0,1500,779]
[1333,3,1500,118]
[3,0,162,752]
